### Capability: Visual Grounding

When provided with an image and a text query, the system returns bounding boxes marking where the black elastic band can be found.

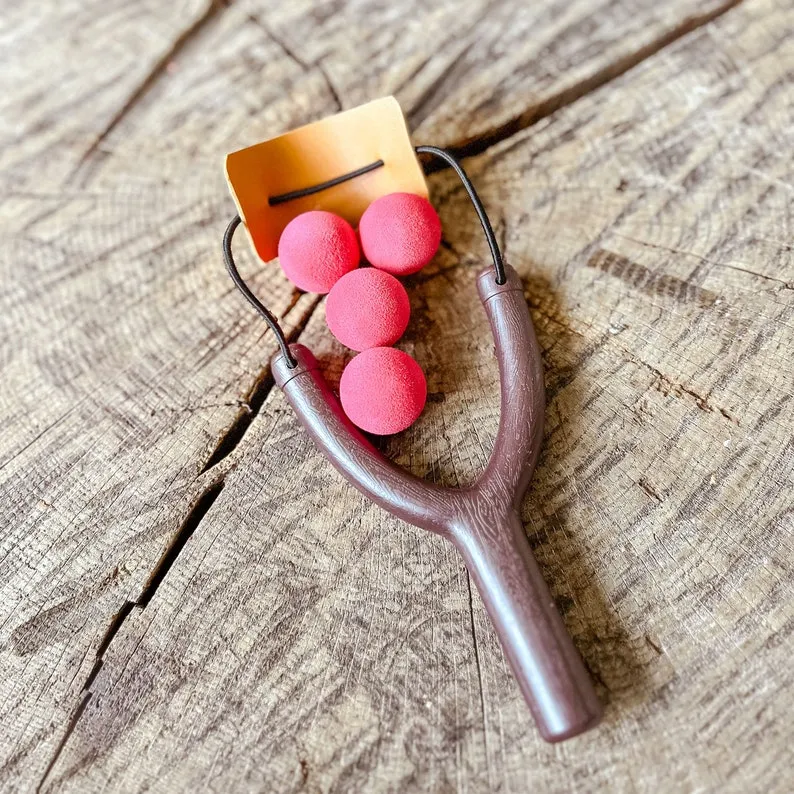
[414,145,505,285]
[223,215,297,368]
[268,160,385,206]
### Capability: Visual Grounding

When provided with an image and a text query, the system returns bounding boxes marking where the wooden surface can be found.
[0,0,791,791]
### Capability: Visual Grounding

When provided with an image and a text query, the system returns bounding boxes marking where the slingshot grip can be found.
[271,265,602,742]
[453,508,602,741]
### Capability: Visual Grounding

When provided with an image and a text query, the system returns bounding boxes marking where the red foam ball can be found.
[340,347,427,435]
[326,268,411,351]
[278,211,359,293]
[358,192,441,275]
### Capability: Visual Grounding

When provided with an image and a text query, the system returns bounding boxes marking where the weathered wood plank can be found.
[0,3,337,786]
[263,0,746,150]
[0,182,318,787]
[39,0,793,791]
[75,0,742,183]
[1,0,786,790]
[0,0,214,190]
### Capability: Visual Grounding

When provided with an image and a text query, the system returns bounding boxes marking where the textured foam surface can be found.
[277,211,359,293]
[358,192,441,275]
[339,347,426,435]
[326,268,411,351]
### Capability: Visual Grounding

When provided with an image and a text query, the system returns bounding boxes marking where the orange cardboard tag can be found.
[225,97,428,263]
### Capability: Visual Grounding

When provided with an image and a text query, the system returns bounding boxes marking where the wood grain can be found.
[0,0,214,190]
[73,0,742,185]
[2,0,791,790]
[28,0,793,791]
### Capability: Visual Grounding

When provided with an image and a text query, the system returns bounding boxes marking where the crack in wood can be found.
[66,0,233,187]
[199,371,278,475]
[248,14,343,111]
[425,0,745,170]
[35,479,226,792]
[199,294,322,474]
[645,635,664,656]
[35,693,92,794]
[613,233,794,291]
[638,478,664,503]
[464,572,492,785]
[247,14,312,70]
[138,479,226,607]
[646,364,740,425]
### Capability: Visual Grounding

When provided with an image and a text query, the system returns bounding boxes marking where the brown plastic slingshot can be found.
[222,113,602,742]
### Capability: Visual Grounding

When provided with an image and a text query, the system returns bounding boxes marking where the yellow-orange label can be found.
[225,97,428,263]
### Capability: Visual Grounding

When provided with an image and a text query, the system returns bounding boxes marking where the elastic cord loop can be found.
[414,145,505,285]
[223,215,297,368]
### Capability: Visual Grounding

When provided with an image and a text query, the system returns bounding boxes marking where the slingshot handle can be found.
[452,508,602,741]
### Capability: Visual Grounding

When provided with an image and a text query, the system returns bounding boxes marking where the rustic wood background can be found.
[1,0,792,791]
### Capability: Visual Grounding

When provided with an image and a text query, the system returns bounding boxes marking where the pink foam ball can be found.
[340,347,427,435]
[358,192,441,275]
[326,268,411,351]
[277,210,359,293]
